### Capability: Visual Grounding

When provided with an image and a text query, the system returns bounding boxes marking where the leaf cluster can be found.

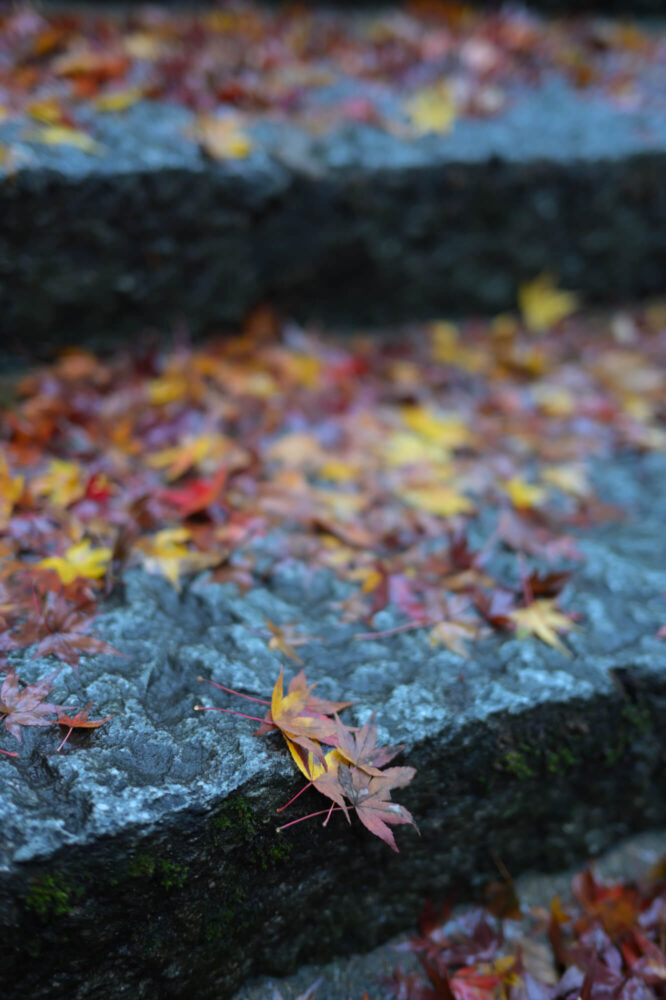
[391,861,666,1000]
[197,667,418,852]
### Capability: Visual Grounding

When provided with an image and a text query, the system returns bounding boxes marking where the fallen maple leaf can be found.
[338,762,418,853]
[0,670,62,742]
[23,125,103,154]
[333,712,405,777]
[509,598,577,655]
[12,592,122,668]
[56,702,113,751]
[519,274,579,333]
[256,667,350,764]
[40,539,112,585]
[195,115,252,160]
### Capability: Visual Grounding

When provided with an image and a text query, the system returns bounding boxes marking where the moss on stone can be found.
[25,874,79,919]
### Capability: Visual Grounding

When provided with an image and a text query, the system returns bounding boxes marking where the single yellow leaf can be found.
[502,477,547,510]
[24,126,102,155]
[0,452,24,528]
[430,322,489,373]
[429,620,476,657]
[519,274,578,333]
[542,464,590,499]
[94,88,143,113]
[382,431,447,467]
[509,599,576,655]
[33,459,86,508]
[135,528,219,589]
[399,485,474,517]
[402,406,473,450]
[196,115,252,160]
[40,540,111,584]
[405,82,457,135]
[26,97,68,125]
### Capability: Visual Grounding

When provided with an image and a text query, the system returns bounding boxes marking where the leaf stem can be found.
[197,676,270,705]
[276,807,344,832]
[56,727,73,752]
[276,781,312,813]
[194,705,274,725]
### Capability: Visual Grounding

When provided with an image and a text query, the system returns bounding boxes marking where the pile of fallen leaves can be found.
[390,860,666,1000]
[1,288,665,760]
[1,1,665,159]
[197,667,417,852]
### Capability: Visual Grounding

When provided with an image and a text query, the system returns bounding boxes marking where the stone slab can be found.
[1,450,666,999]
[3,76,666,355]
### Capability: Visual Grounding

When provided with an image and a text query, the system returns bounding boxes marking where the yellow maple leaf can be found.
[429,620,477,657]
[430,322,488,374]
[94,88,144,113]
[147,433,245,481]
[519,274,578,333]
[509,599,577,655]
[402,406,473,450]
[40,540,111,585]
[24,126,102,155]
[135,528,219,589]
[405,82,457,135]
[502,477,547,510]
[195,115,252,160]
[399,485,474,518]
[382,431,447,467]
[542,464,590,499]
[0,452,24,528]
[32,459,85,508]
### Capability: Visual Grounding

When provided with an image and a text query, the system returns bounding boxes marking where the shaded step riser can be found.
[3,152,666,355]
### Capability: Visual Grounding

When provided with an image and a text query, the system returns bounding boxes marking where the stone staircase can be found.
[1,4,666,1000]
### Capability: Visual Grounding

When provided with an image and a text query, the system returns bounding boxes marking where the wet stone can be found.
[1,451,666,999]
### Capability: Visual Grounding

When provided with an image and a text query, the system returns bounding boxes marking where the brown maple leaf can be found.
[0,670,62,742]
[56,702,113,751]
[337,761,418,852]
[12,591,122,667]
[333,712,405,777]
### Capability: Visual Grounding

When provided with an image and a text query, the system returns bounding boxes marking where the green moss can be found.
[127,854,156,879]
[204,884,250,943]
[501,749,535,780]
[25,874,80,919]
[158,860,189,891]
[546,746,577,775]
[258,837,293,871]
[622,702,654,734]
[126,853,188,890]
[211,796,257,838]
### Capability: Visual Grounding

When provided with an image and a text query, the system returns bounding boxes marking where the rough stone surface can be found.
[1,451,666,1000]
[3,77,666,355]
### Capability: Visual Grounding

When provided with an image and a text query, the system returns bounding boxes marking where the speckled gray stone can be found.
[3,77,666,356]
[1,451,665,1000]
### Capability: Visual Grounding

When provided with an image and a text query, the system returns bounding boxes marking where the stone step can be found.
[3,10,666,353]
[2,449,666,1000]
[233,830,666,1000]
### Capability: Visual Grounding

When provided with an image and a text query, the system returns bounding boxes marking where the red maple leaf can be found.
[0,670,62,742]
[56,702,113,751]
